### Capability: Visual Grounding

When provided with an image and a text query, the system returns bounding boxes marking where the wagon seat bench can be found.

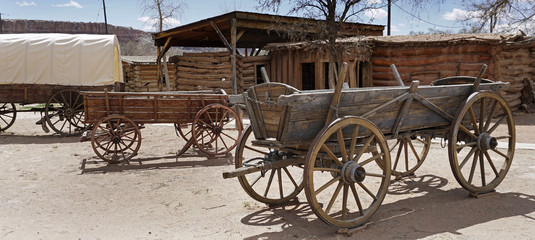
[222,62,515,230]
[80,89,243,164]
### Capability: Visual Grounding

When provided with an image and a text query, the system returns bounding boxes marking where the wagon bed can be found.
[82,90,228,124]
[224,64,516,230]
[258,80,506,145]
[81,90,242,163]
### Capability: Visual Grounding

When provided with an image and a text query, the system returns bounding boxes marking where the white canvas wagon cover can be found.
[0,34,123,86]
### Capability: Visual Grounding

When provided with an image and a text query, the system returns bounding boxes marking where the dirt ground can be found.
[1,111,534,240]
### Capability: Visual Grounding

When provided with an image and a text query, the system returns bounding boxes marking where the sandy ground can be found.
[1,111,534,240]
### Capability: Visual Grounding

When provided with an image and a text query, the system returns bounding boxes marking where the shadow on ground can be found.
[0,134,80,144]
[79,150,234,174]
[239,174,535,239]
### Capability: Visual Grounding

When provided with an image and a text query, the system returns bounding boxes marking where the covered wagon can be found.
[0,33,123,135]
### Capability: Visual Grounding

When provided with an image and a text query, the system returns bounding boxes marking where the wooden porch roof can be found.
[152,11,384,49]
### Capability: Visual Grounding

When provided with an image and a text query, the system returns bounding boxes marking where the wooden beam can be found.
[158,37,173,91]
[231,17,238,94]
[325,62,348,127]
[210,20,233,53]
[158,37,173,60]
[392,81,419,137]
[261,67,270,83]
[237,30,246,41]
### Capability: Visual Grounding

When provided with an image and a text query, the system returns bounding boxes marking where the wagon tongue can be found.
[35,117,50,133]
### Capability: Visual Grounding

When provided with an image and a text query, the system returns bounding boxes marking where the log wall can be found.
[371,43,498,86]
[496,46,535,109]
[269,47,371,90]
[170,52,232,92]
[123,62,177,92]
[371,39,535,111]
[170,52,271,93]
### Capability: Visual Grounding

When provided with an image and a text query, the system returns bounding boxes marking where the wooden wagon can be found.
[223,63,515,229]
[0,34,123,135]
[81,90,243,164]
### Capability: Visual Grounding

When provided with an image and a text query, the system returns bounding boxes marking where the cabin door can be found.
[301,62,315,90]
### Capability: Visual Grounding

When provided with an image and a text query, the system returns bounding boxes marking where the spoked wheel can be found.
[192,104,242,155]
[449,92,515,194]
[0,103,17,132]
[91,115,141,164]
[305,117,391,229]
[45,89,85,135]
[388,135,431,178]
[236,126,304,205]
[175,123,193,141]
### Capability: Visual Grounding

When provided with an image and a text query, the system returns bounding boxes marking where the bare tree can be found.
[462,0,535,34]
[139,0,186,90]
[139,0,186,32]
[257,0,381,88]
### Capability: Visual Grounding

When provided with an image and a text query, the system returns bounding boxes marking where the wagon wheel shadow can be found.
[79,151,234,174]
[388,174,449,195]
[239,174,535,239]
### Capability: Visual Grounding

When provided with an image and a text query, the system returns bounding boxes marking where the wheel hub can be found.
[477,132,497,151]
[341,161,366,184]
[212,126,222,135]
[64,108,74,118]
[112,135,121,144]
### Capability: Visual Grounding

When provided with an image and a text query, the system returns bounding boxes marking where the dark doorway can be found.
[356,61,364,88]
[301,62,315,90]
[256,64,265,84]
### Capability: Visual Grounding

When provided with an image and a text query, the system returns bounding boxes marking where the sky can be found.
[2,0,474,35]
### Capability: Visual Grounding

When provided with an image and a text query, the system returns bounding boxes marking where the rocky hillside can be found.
[1,19,151,53]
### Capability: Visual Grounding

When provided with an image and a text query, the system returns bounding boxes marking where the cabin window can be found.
[301,62,315,90]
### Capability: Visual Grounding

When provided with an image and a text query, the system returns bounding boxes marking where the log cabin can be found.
[143,11,534,111]
[266,33,535,110]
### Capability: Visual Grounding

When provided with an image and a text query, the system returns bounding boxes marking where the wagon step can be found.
[222,156,305,179]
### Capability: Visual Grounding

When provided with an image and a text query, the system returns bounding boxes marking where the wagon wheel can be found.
[305,116,391,229]
[387,136,431,178]
[174,123,193,141]
[449,91,515,194]
[45,89,85,135]
[192,104,242,155]
[236,126,304,205]
[0,103,17,132]
[91,115,141,164]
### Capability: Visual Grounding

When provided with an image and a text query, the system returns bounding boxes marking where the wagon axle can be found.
[341,161,366,184]
[477,133,498,151]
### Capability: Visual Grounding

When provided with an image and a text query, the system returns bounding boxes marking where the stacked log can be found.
[123,61,176,92]
[239,55,271,90]
[371,43,497,86]
[370,36,535,110]
[496,46,535,109]
[170,52,272,93]
[171,52,233,93]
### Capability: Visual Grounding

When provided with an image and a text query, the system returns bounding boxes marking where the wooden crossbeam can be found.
[210,20,233,53]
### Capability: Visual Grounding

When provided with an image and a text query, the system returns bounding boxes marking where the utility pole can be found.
[0,12,3,34]
[102,0,108,34]
[387,0,391,36]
